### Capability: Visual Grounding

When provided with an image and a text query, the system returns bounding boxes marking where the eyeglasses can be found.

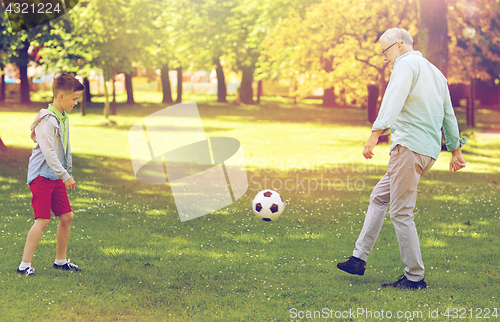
[382,42,400,58]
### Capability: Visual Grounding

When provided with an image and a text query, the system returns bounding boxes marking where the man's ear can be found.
[57,92,65,100]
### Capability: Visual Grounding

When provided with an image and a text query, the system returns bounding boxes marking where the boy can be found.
[17,73,85,276]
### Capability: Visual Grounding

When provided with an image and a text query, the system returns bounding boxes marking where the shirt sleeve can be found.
[442,88,466,151]
[372,61,414,135]
[35,116,71,182]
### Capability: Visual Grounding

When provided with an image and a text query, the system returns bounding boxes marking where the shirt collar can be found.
[48,104,67,123]
[395,50,422,63]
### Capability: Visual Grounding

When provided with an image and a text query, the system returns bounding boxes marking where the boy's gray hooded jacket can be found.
[27,109,72,184]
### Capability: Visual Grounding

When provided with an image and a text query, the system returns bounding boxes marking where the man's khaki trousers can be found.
[353,144,435,282]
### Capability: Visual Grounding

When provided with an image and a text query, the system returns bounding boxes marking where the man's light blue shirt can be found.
[372,51,466,160]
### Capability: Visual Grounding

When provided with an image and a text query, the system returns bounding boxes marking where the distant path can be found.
[475,129,500,138]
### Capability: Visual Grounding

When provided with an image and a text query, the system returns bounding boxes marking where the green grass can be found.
[0,97,499,321]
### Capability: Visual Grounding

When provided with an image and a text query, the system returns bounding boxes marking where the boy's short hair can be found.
[52,72,85,97]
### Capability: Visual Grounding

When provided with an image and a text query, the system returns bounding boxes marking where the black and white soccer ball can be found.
[252,190,285,221]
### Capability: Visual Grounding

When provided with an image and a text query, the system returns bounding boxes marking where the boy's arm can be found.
[35,116,72,182]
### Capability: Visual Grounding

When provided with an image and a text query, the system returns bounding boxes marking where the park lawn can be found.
[0,97,499,321]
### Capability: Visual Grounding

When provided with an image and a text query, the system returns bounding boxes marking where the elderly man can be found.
[337,28,466,289]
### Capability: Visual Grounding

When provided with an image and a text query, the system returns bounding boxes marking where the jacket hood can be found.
[30,109,57,143]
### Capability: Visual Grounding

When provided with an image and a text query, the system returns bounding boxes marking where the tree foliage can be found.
[259,0,417,107]
[0,8,65,103]
[448,0,500,84]
[2,0,499,118]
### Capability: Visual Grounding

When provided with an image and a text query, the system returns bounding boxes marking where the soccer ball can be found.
[252,190,285,221]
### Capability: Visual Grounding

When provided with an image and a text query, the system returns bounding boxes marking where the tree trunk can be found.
[111,76,117,115]
[81,89,86,116]
[103,79,110,121]
[125,73,135,104]
[12,41,32,104]
[367,84,379,123]
[240,66,255,104]
[256,80,262,104]
[293,78,298,104]
[83,77,91,102]
[322,87,336,107]
[467,78,476,127]
[213,57,227,103]
[0,137,6,150]
[0,64,5,102]
[176,66,182,103]
[161,64,173,103]
[417,0,448,76]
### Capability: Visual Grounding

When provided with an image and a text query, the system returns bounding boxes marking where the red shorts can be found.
[29,176,72,219]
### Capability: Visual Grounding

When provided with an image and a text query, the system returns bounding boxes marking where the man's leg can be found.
[338,172,391,275]
[352,173,391,261]
[22,218,50,262]
[388,145,434,282]
[56,212,74,261]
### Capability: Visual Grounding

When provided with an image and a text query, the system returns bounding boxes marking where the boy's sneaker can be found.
[382,274,428,289]
[16,267,36,276]
[337,256,366,275]
[53,259,81,271]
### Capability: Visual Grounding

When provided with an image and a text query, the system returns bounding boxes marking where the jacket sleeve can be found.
[35,116,71,182]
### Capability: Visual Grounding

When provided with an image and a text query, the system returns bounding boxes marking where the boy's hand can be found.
[64,176,76,190]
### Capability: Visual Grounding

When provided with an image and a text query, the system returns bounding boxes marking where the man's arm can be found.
[449,147,466,172]
[442,88,466,173]
[366,61,414,159]
[372,61,414,136]
[363,129,385,159]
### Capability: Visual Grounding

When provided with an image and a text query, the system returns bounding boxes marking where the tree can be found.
[186,0,238,103]
[41,0,156,118]
[0,13,10,103]
[417,0,449,76]
[0,6,66,104]
[144,0,204,104]
[259,0,416,109]
[447,0,500,126]
[145,0,179,104]
[0,6,64,146]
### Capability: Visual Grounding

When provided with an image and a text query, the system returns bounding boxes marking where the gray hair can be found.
[380,28,413,45]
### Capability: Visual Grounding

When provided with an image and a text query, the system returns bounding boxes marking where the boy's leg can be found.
[50,178,73,261]
[56,211,74,260]
[22,176,55,264]
[22,218,50,262]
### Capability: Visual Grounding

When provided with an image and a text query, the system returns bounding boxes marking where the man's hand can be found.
[363,137,377,159]
[363,129,385,159]
[449,147,466,172]
[64,176,76,190]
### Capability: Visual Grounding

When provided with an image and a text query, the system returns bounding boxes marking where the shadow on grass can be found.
[1,144,499,321]
[1,99,372,128]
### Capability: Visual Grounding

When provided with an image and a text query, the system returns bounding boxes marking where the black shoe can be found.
[382,274,427,289]
[53,259,81,271]
[16,267,36,276]
[337,256,366,275]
